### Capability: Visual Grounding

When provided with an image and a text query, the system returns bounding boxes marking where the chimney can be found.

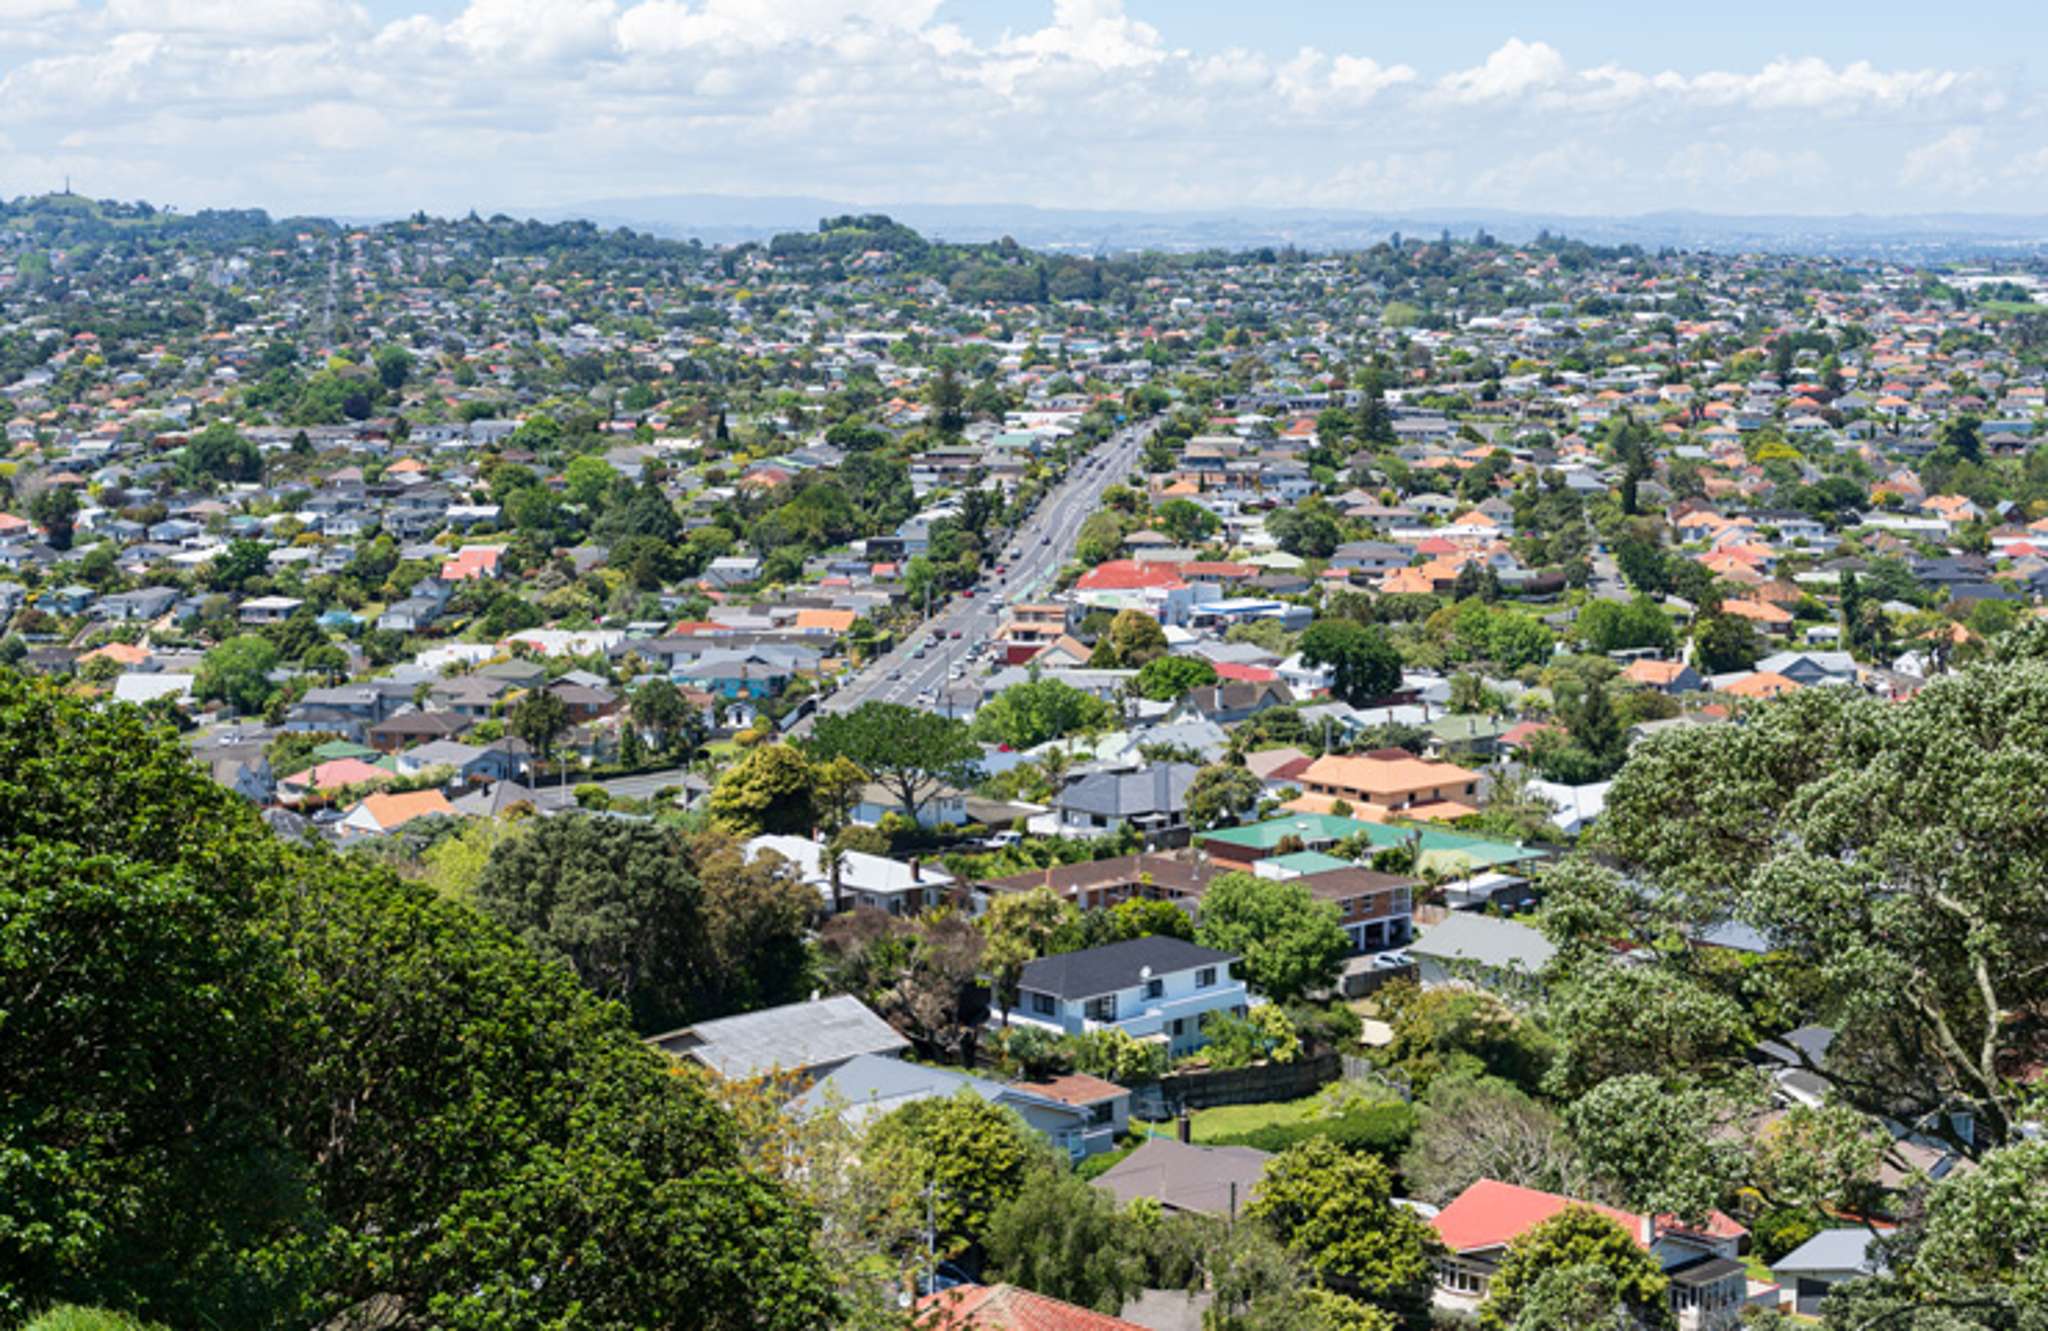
[1176,1111,1193,1144]
[909,857,922,881]
[1639,1213,1655,1247]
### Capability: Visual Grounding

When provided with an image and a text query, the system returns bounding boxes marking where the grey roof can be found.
[1409,912,1557,974]
[1019,937,1236,1001]
[652,994,908,1079]
[1772,1228,1881,1277]
[1755,1024,1836,1069]
[788,1052,1074,1128]
[1091,1138,1272,1216]
[1059,761,1198,819]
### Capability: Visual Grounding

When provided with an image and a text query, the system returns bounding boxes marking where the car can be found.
[960,588,974,599]
[1040,535,1051,545]
[949,629,962,639]
[913,645,927,659]
[886,669,902,681]
[1372,950,1413,970]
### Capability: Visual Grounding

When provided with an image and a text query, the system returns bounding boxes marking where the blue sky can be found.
[0,1,2040,219]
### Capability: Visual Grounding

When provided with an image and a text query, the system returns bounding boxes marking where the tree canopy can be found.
[0,673,836,1330]
[1298,620,1403,707]
[808,702,980,822]
[1194,872,1349,1003]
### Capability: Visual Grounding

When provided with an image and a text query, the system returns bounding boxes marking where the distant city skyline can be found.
[0,0,2039,220]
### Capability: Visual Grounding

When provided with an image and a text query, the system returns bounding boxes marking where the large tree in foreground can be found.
[1297,619,1402,707]
[808,701,980,823]
[0,674,836,1330]
[1582,665,2048,1158]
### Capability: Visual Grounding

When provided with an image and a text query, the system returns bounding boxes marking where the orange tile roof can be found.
[1720,597,1793,625]
[794,608,857,633]
[354,788,456,830]
[1300,750,1476,799]
[917,1285,1148,1331]
[1719,671,1800,699]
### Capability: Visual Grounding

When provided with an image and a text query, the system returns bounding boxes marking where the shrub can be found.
[1207,1103,1419,1159]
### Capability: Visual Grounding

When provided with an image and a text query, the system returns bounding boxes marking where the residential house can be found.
[335,788,456,838]
[1771,1229,1882,1316]
[746,833,955,915]
[1090,1137,1271,1217]
[1408,912,1556,990]
[648,994,910,1081]
[1293,749,1481,821]
[917,1285,1149,1331]
[791,1053,1113,1158]
[1051,762,1199,842]
[1430,1180,1749,1331]
[1010,936,1249,1057]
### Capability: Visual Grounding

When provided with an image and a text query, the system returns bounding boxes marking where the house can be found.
[917,1284,1149,1331]
[790,1053,1113,1158]
[1771,1229,1882,1316]
[973,852,1218,913]
[367,709,468,753]
[1408,912,1556,990]
[1621,658,1704,694]
[1289,866,1416,953]
[237,594,305,625]
[1294,749,1481,821]
[336,788,456,838]
[745,833,954,915]
[648,994,909,1081]
[1430,1180,1749,1331]
[1011,1071,1131,1141]
[1010,936,1250,1057]
[1090,1137,1270,1217]
[1051,762,1198,842]
[852,779,968,829]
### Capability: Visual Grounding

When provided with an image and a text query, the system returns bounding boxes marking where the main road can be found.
[811,419,1154,722]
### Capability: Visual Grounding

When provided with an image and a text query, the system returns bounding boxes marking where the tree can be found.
[182,420,262,484]
[1186,762,1263,830]
[708,742,818,836]
[1562,1075,1747,1223]
[194,634,278,715]
[808,702,979,824]
[1155,497,1220,545]
[1401,1075,1591,1206]
[29,486,78,550]
[630,676,704,760]
[863,1091,1051,1258]
[1194,872,1349,1003]
[1091,609,1169,668]
[475,817,811,1033]
[980,886,1076,1024]
[1299,620,1402,707]
[1246,1138,1436,1317]
[971,676,1114,749]
[208,537,269,591]
[1133,654,1219,701]
[1480,1206,1674,1331]
[508,688,571,775]
[0,673,837,1330]
[1108,896,1196,943]
[1691,606,1760,674]
[1592,668,2048,1157]
[1578,594,1677,655]
[984,1171,1148,1314]
[374,342,413,393]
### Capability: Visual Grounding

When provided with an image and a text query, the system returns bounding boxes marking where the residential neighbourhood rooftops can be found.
[649,995,909,1080]
[1018,937,1237,1001]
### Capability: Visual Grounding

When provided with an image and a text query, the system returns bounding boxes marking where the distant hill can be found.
[534,193,2048,257]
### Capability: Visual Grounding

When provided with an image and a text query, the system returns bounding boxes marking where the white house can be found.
[744,833,955,915]
[1009,936,1249,1058]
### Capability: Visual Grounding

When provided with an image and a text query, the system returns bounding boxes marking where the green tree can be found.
[984,1171,1148,1314]
[708,742,818,836]
[1108,896,1196,942]
[1577,594,1677,655]
[182,420,262,484]
[1299,620,1403,707]
[29,486,78,550]
[1133,654,1219,701]
[1246,1138,1436,1317]
[1186,762,1264,830]
[808,702,980,823]
[1194,872,1349,1003]
[0,673,837,1330]
[630,676,705,760]
[1091,609,1169,668]
[208,537,269,591]
[1691,605,1760,674]
[1480,1206,1674,1331]
[508,688,572,774]
[194,634,278,715]
[863,1091,1051,1257]
[1562,1075,1746,1223]
[980,885,1076,1023]
[971,676,1114,749]
[564,453,617,509]
[1154,497,1221,545]
[374,342,413,393]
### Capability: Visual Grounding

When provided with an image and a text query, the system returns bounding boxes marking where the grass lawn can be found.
[1184,1092,1327,1143]
[703,739,741,758]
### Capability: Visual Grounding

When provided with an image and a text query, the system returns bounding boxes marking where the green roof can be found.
[311,739,378,761]
[1264,850,1352,875]
[1198,813,1543,873]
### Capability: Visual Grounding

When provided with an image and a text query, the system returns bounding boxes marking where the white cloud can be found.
[1432,38,1567,104]
[446,0,618,64]
[0,4,2025,218]
[1900,126,1985,194]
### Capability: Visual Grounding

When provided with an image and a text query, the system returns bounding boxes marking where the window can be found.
[1171,1018,1185,1036]
[1084,995,1118,1022]
[1030,992,1055,1016]
[1196,966,1216,988]
[1144,978,1164,1000]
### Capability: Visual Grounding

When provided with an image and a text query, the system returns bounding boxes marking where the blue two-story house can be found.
[1011,936,1250,1059]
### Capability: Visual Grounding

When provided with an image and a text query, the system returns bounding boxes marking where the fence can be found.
[1149,1051,1342,1113]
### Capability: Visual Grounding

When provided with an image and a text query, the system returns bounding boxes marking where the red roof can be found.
[1075,559,1187,592]
[917,1285,1148,1331]
[1431,1180,1646,1253]
[1212,661,1279,683]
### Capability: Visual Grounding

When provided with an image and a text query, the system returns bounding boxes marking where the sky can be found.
[0,0,2042,220]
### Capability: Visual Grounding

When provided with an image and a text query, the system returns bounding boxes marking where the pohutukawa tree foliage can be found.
[1568,663,2048,1159]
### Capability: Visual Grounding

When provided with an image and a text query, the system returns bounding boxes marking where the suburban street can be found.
[813,419,1154,721]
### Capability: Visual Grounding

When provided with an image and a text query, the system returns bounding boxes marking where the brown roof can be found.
[1012,1072,1128,1106]
[976,852,1215,900]
[1295,866,1420,905]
